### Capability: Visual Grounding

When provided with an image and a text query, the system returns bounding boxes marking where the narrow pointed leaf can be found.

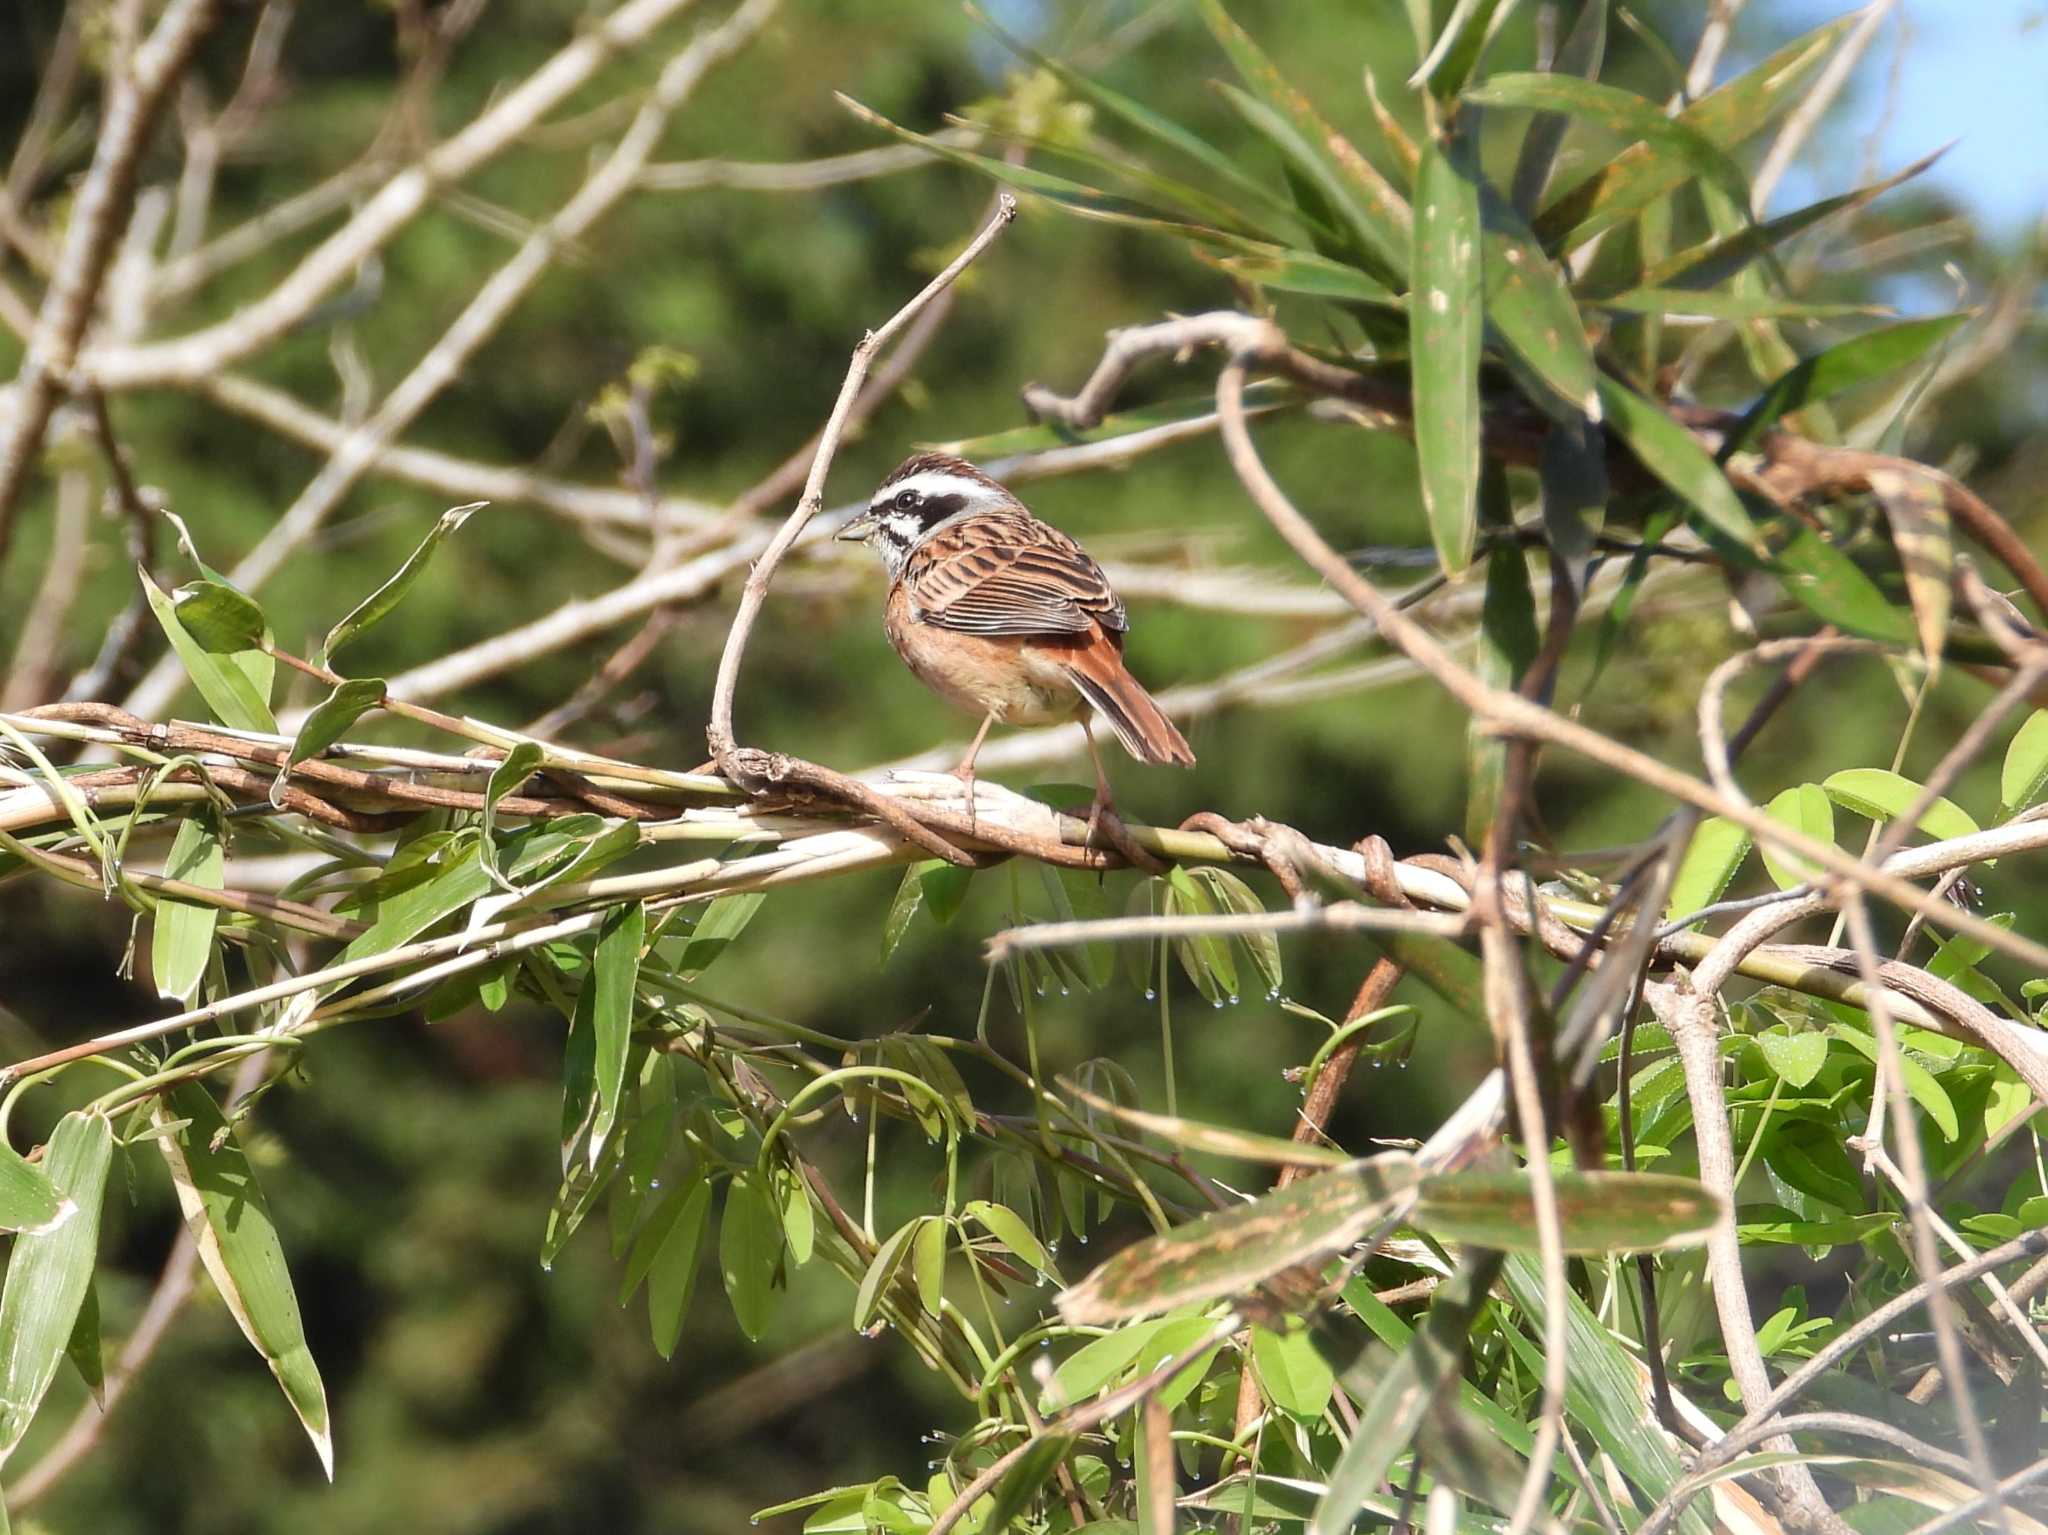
[1596,377,1760,551]
[1468,536,1539,847]
[1480,188,1601,419]
[1598,289,1886,322]
[1202,1,1411,279]
[1871,471,1958,665]
[680,892,764,978]
[648,1175,712,1359]
[588,900,645,1168]
[854,1219,919,1331]
[0,1145,67,1235]
[1057,1152,1421,1324]
[1060,1075,1346,1168]
[984,1433,1074,1535]
[63,1279,104,1407]
[155,1085,332,1476]
[912,1216,947,1316]
[142,570,277,733]
[1413,0,1518,98]
[1218,249,1403,307]
[1414,1169,1720,1252]
[1769,519,1917,645]
[320,502,484,667]
[151,814,224,1004]
[1411,134,1484,573]
[1508,0,1607,216]
[1724,315,1971,457]
[275,677,386,799]
[1251,1320,1335,1422]
[0,1111,111,1465]
[1536,15,1859,249]
[720,1174,782,1342]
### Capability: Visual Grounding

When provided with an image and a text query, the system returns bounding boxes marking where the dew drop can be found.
[1076,1233,1089,1245]
[1058,984,1070,997]
[1266,987,1281,1001]
[1211,997,1224,1009]
[1227,993,1240,1006]
[648,1177,662,1191]
[1143,988,1157,1001]
[539,1258,553,1273]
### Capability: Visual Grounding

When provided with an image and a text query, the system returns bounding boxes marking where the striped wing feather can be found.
[904,511,1129,638]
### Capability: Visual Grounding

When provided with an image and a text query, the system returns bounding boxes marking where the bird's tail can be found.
[1063,639,1195,768]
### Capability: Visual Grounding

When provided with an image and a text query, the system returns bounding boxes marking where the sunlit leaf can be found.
[1413,0,1516,98]
[1821,767,1978,844]
[142,570,278,734]
[320,502,484,668]
[1413,1169,1720,1252]
[1058,1153,1420,1324]
[0,1112,112,1467]
[720,1174,782,1342]
[1828,1025,1960,1142]
[155,1084,332,1476]
[1665,816,1750,920]
[648,1174,712,1359]
[1059,1075,1346,1168]
[2001,713,2048,818]
[680,892,764,978]
[1251,1319,1335,1422]
[0,1145,67,1237]
[1760,783,1834,890]
[1508,0,1607,215]
[1596,376,1761,552]
[1411,131,1483,573]
[151,814,224,1004]
[588,901,645,1167]
[277,677,386,794]
[1757,1030,1829,1089]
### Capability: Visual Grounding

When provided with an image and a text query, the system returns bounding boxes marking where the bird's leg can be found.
[1080,719,1166,873]
[952,711,996,835]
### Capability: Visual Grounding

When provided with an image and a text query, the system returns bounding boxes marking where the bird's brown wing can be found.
[902,510,1129,638]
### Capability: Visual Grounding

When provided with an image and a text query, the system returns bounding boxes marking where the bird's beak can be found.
[836,507,879,543]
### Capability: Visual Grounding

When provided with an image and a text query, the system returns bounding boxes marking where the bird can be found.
[836,452,1193,847]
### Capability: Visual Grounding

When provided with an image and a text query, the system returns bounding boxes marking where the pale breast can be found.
[884,583,1083,725]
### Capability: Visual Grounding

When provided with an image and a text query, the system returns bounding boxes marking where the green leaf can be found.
[1060,1075,1346,1168]
[2001,713,2048,818]
[1863,466,1955,665]
[151,814,224,1004]
[1760,783,1834,890]
[587,901,645,1168]
[336,838,491,965]
[648,1174,712,1360]
[1184,866,1280,997]
[1598,289,1886,323]
[680,892,764,978]
[63,1279,103,1407]
[1724,316,1971,458]
[1507,0,1607,216]
[142,570,278,733]
[971,4,1309,239]
[1470,74,1755,221]
[1534,14,1858,250]
[1501,1255,1707,1534]
[1468,537,1540,847]
[1201,1,1410,279]
[1040,1319,1170,1412]
[1628,145,1949,294]
[879,865,926,964]
[1595,377,1761,552]
[155,1085,331,1476]
[1057,1153,1420,1324]
[854,1219,920,1331]
[320,502,484,668]
[912,1216,947,1316]
[1217,248,1403,308]
[776,1164,815,1268]
[0,1112,111,1466]
[1828,1025,1960,1142]
[277,677,386,791]
[1413,1170,1719,1252]
[1822,768,1979,845]
[1666,816,1750,919]
[920,860,973,925]
[1757,1030,1828,1089]
[1767,518,1918,645]
[964,1200,1053,1278]
[1411,132,1484,573]
[0,1144,66,1236]
[720,1174,782,1342]
[983,1433,1074,1535]
[1480,189,1602,420]
[1414,0,1516,98]
[1251,1319,1335,1422]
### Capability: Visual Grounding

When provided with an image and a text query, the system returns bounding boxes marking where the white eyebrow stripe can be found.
[872,471,1001,507]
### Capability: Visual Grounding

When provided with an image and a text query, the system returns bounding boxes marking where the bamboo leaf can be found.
[1201,1,1411,280]
[1218,249,1403,308]
[320,502,484,668]
[1413,1169,1720,1252]
[720,1174,782,1342]
[1535,15,1859,250]
[142,570,278,734]
[1057,1153,1421,1324]
[1468,536,1540,847]
[1595,377,1761,552]
[1251,1319,1335,1422]
[1724,315,1971,457]
[1598,289,1886,322]
[1768,518,1918,645]
[984,1433,1074,1535]
[0,1112,111,1466]
[1411,132,1484,573]
[0,1144,67,1236]
[1867,466,1956,666]
[1059,1075,1347,1168]
[1480,188,1602,420]
[276,677,386,794]
[1413,0,1519,98]
[151,813,224,1004]
[965,1200,1054,1278]
[912,1216,947,1316]
[854,1219,919,1331]
[648,1174,712,1359]
[155,1084,332,1476]
[679,892,765,978]
[1508,0,1607,216]
[588,900,645,1168]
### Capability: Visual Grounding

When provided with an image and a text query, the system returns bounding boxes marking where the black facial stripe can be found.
[915,493,967,525]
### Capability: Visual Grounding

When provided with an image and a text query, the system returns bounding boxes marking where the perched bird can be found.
[836,452,1193,840]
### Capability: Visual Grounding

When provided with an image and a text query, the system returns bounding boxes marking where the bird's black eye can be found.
[894,489,920,511]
